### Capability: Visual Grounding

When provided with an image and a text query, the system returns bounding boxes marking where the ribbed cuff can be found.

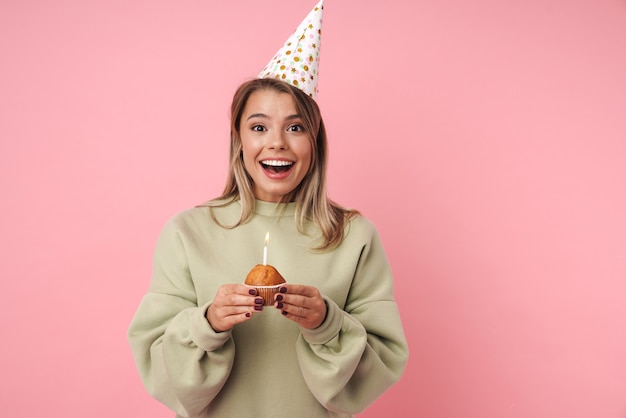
[299,297,344,345]
[189,301,233,351]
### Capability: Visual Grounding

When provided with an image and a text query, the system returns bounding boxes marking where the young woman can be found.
[128,78,408,418]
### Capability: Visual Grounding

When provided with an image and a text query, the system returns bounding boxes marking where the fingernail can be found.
[279,287,287,293]
[276,302,283,309]
[254,305,263,311]
[276,294,283,301]
[248,289,257,295]
[245,312,251,318]
[281,311,288,315]
[255,298,263,305]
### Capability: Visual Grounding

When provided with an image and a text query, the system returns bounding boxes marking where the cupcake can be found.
[244,264,286,306]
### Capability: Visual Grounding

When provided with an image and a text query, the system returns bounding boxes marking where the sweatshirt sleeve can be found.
[127,216,234,418]
[295,221,409,414]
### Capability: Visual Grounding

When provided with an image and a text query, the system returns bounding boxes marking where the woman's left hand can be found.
[274,285,327,329]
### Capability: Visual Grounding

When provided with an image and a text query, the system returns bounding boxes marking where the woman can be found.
[128,78,409,418]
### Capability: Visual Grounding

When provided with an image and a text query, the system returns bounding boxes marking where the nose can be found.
[267,130,288,150]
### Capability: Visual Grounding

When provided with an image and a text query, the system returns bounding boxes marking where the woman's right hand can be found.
[206,284,263,332]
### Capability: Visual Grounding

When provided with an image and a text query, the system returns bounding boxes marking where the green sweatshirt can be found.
[128,199,408,418]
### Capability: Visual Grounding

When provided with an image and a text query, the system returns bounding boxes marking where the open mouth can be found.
[261,160,294,174]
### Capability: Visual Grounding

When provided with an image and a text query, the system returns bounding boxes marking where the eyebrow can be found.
[246,113,302,121]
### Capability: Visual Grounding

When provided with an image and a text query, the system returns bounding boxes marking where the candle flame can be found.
[264,232,270,245]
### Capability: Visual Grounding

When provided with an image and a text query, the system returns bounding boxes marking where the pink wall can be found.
[1,0,625,417]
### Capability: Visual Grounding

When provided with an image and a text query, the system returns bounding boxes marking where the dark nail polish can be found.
[276,294,283,301]
[276,302,283,309]
[281,311,288,315]
[279,286,287,293]
[248,289,257,295]
[255,298,263,305]
[254,305,263,311]
[245,312,251,318]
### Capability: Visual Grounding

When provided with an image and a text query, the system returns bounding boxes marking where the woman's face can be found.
[239,89,313,202]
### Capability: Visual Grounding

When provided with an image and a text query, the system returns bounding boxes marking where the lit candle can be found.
[263,232,269,265]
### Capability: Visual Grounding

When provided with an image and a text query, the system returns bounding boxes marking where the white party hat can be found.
[258,0,324,99]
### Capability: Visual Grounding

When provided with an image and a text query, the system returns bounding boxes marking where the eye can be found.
[287,124,305,132]
[251,125,266,132]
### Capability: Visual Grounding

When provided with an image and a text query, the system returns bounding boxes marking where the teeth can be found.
[262,160,293,167]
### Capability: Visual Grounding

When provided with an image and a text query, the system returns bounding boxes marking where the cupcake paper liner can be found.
[244,284,283,306]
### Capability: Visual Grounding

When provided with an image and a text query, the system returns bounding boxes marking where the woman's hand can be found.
[274,285,327,329]
[206,284,263,332]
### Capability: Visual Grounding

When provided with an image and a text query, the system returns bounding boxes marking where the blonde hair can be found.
[207,78,358,250]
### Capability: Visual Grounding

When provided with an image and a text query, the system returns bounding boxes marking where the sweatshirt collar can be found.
[253,199,296,216]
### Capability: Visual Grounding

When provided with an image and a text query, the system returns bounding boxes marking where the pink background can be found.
[1,0,625,417]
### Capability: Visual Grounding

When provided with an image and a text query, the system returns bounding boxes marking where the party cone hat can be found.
[258,0,324,99]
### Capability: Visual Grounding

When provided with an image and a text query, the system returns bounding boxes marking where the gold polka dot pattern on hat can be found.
[257,0,324,99]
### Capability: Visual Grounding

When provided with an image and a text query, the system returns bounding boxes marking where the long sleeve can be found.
[128,202,409,418]
[127,216,235,418]
[295,221,409,414]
